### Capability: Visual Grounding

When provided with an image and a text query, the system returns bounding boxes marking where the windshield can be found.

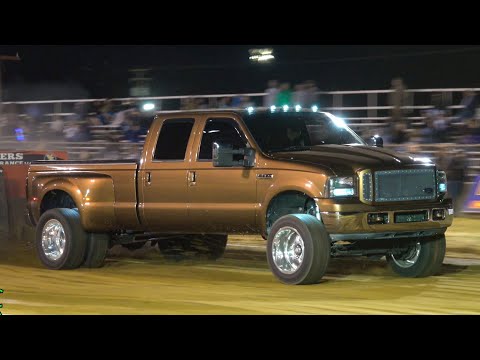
[242,111,366,153]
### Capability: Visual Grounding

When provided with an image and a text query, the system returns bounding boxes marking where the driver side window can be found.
[198,118,248,160]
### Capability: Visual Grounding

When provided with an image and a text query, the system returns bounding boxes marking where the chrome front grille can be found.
[374,169,436,202]
[362,172,373,201]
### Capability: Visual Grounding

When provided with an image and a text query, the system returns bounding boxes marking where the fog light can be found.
[432,209,446,220]
[368,213,389,224]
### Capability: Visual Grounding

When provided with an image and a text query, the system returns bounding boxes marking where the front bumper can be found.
[316,197,453,241]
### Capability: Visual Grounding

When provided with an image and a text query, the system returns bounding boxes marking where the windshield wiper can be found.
[268,146,312,153]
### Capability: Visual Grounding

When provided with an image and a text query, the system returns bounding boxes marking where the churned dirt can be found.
[0,218,479,314]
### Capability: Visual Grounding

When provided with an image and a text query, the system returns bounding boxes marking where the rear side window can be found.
[153,118,194,160]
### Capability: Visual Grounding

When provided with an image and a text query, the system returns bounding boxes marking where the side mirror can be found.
[213,143,256,167]
[368,135,383,148]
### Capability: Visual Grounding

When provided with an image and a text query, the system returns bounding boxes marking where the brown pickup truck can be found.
[26,109,453,285]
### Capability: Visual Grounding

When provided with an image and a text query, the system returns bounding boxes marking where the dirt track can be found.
[1,218,479,315]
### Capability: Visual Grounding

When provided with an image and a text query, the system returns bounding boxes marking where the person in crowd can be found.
[390,122,409,144]
[263,80,279,108]
[419,113,435,144]
[432,109,448,142]
[240,96,255,108]
[96,100,114,125]
[111,102,136,127]
[437,146,467,213]
[276,83,292,107]
[292,83,307,108]
[68,102,87,123]
[456,90,478,123]
[462,118,480,144]
[102,142,120,160]
[388,77,411,125]
[75,122,92,142]
[195,98,209,109]
[304,80,319,108]
[230,96,244,108]
[125,122,144,143]
[64,123,77,141]
[181,98,196,110]
[50,116,64,137]
[218,97,232,108]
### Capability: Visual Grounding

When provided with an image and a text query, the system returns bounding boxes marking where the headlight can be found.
[437,170,447,194]
[327,176,356,197]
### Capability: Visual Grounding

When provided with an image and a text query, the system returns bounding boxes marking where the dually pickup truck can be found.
[26,109,453,285]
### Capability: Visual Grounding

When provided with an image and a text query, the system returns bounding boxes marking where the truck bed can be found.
[27,160,141,231]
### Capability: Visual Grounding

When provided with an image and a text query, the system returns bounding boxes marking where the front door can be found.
[188,116,257,233]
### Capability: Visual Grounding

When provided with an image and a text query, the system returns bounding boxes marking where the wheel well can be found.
[40,190,77,215]
[266,191,318,235]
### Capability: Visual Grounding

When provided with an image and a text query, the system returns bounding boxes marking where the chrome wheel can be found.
[41,219,66,261]
[272,226,305,274]
[391,242,421,268]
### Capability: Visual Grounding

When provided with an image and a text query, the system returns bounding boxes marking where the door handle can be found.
[188,171,196,185]
[146,172,152,185]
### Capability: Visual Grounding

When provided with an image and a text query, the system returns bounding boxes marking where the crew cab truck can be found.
[25,109,453,285]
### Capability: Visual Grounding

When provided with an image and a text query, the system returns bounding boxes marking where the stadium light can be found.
[142,103,155,111]
[249,48,275,63]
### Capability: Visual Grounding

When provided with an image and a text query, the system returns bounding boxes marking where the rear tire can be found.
[35,208,87,270]
[83,233,110,268]
[386,235,446,278]
[266,214,330,285]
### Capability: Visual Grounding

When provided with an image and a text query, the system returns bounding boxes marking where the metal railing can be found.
[1,87,478,133]
[1,87,479,182]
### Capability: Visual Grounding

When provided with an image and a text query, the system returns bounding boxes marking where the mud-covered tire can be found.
[83,233,110,268]
[188,234,228,260]
[157,235,228,260]
[157,236,190,261]
[267,214,330,285]
[122,241,147,251]
[35,208,87,270]
[386,234,446,278]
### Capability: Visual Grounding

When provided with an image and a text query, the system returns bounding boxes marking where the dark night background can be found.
[1,45,480,100]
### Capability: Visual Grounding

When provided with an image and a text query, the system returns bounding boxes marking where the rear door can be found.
[139,117,198,231]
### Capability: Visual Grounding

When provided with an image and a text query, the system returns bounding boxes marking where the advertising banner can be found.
[0,150,68,242]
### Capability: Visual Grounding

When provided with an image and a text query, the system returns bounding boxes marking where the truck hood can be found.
[269,144,430,175]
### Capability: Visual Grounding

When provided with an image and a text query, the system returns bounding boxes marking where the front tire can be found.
[386,234,446,278]
[267,214,330,285]
[35,208,87,270]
